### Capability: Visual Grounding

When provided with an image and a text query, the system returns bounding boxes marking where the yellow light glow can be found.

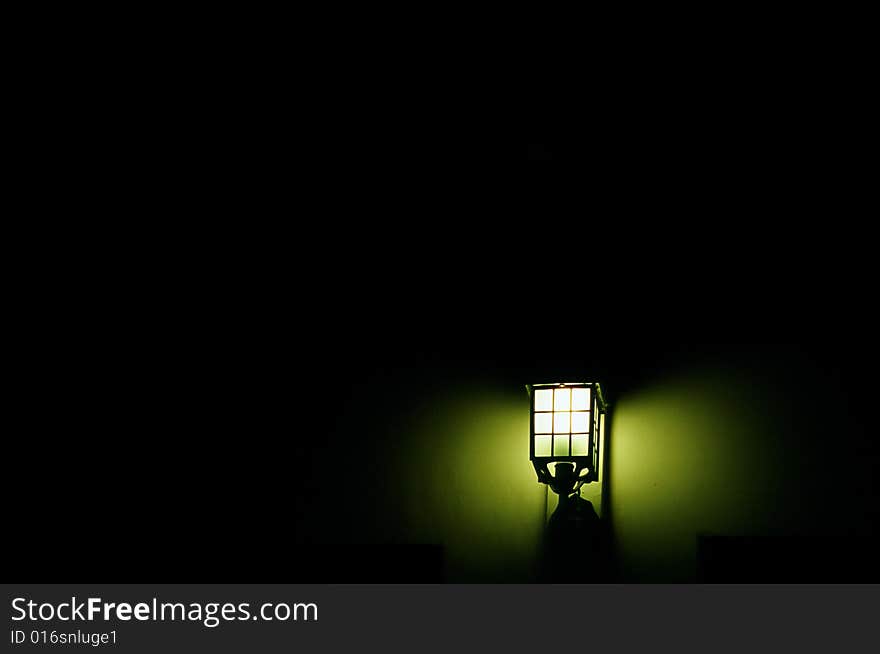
[553,412,570,434]
[572,434,589,456]
[571,412,590,433]
[553,434,569,456]
[534,389,553,411]
[554,388,571,411]
[535,434,552,457]
[534,413,553,434]
[572,388,590,410]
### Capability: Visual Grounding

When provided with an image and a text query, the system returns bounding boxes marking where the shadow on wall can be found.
[396,385,546,582]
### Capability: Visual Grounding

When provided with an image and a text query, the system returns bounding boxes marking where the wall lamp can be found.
[527,382,607,497]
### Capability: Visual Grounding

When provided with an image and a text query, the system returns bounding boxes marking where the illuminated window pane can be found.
[534,389,553,411]
[554,388,571,411]
[553,434,569,456]
[571,412,589,433]
[572,388,590,410]
[554,412,570,434]
[571,434,589,456]
[535,434,552,457]
[534,413,553,434]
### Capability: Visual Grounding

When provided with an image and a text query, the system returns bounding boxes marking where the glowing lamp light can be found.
[527,382,607,496]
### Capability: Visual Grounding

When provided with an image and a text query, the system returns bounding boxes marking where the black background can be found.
[7,27,877,584]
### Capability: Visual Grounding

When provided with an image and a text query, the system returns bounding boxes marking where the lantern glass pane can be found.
[572,388,590,410]
[554,388,571,411]
[571,434,589,456]
[553,434,569,456]
[534,413,553,434]
[534,389,553,411]
[554,412,570,434]
[535,434,552,457]
[571,412,589,433]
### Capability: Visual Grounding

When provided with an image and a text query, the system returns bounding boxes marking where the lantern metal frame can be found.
[527,382,607,493]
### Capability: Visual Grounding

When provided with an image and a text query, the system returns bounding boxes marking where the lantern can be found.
[527,382,607,495]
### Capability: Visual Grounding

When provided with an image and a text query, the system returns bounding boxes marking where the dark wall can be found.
[268,340,879,582]
[14,325,878,583]
[8,23,875,585]
[607,345,880,581]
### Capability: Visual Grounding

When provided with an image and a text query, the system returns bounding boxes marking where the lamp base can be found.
[546,462,583,496]
[533,460,595,489]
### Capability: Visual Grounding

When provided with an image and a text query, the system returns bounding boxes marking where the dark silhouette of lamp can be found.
[529,382,610,582]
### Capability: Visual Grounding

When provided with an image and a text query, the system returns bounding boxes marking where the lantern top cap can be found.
[525,381,607,410]
[528,382,595,388]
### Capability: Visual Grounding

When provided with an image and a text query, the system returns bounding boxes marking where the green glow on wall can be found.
[396,386,545,582]
[608,369,790,581]
[382,362,821,582]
